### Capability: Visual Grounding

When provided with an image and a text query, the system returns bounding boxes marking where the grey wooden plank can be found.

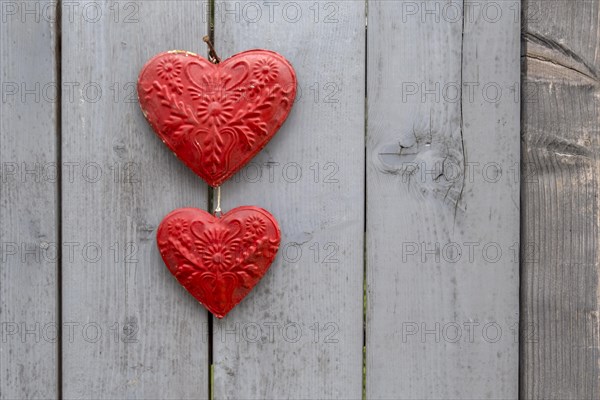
[61,2,209,398]
[212,1,365,398]
[0,0,58,398]
[521,0,600,398]
[366,1,520,398]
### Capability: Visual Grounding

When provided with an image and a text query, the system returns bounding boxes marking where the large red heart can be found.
[137,50,297,187]
[156,206,281,318]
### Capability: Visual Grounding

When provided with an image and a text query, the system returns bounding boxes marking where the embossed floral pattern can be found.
[243,80,264,102]
[195,227,241,270]
[245,216,266,235]
[253,58,279,83]
[157,57,182,80]
[196,93,235,127]
[138,50,296,187]
[156,207,281,318]
[167,217,188,238]
[188,72,237,100]
[155,57,184,95]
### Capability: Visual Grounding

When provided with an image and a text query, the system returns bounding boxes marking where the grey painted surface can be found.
[212,1,365,399]
[0,0,529,398]
[61,2,209,398]
[366,0,520,398]
[0,1,58,398]
[521,0,600,398]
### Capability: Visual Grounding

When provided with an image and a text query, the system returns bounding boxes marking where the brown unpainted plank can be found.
[0,1,59,398]
[61,2,210,398]
[521,0,600,398]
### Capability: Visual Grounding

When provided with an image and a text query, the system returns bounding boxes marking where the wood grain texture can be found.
[0,1,58,398]
[521,0,600,398]
[366,1,520,398]
[61,2,209,398]
[212,1,365,398]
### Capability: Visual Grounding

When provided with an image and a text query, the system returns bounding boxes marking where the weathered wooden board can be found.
[521,0,600,398]
[366,0,520,398]
[212,1,365,398]
[0,1,58,398]
[61,2,209,398]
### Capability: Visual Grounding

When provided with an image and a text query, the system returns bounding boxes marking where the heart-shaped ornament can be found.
[138,50,297,187]
[157,206,281,318]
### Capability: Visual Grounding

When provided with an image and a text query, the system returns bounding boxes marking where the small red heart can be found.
[157,206,281,318]
[138,50,297,187]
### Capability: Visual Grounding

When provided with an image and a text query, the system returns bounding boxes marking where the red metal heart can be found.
[156,206,281,318]
[137,50,297,187]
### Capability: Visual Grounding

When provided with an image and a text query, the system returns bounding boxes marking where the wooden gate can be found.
[1,0,598,399]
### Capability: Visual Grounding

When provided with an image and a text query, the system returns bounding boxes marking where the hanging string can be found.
[203,35,221,64]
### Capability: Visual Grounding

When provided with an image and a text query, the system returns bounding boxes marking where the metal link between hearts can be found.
[213,186,222,218]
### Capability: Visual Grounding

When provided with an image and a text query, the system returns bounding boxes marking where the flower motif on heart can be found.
[245,215,266,235]
[157,57,182,80]
[243,80,265,102]
[156,56,184,94]
[253,58,279,83]
[195,226,242,272]
[167,217,189,238]
[196,93,235,127]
